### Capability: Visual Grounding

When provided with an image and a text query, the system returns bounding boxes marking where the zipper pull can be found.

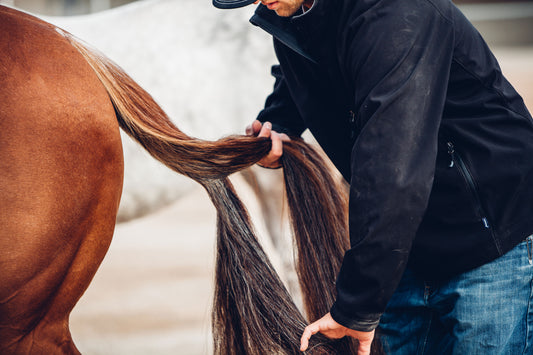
[482,217,490,229]
[349,110,356,124]
[349,110,356,139]
[447,142,455,168]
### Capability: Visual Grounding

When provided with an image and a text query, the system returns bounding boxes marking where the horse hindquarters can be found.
[0,7,124,354]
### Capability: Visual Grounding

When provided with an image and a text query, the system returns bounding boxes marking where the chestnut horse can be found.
[0,6,125,354]
[0,5,383,354]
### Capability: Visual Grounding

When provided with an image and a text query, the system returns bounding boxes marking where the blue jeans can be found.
[379,235,533,355]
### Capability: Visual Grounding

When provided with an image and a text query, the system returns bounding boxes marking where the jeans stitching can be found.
[419,313,433,355]
[523,236,533,354]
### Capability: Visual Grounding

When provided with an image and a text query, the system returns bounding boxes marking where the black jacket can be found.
[251,0,533,331]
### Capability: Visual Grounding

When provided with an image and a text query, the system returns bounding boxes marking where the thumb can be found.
[357,339,372,355]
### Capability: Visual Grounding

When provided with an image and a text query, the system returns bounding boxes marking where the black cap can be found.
[212,0,256,9]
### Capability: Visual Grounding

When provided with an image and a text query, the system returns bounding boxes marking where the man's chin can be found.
[274,8,299,17]
[265,2,301,17]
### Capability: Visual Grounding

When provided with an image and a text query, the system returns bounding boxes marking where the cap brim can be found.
[212,0,256,9]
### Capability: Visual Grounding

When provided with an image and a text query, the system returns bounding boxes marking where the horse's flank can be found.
[0,6,123,353]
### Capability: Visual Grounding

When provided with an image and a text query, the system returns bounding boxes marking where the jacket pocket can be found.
[446,142,492,230]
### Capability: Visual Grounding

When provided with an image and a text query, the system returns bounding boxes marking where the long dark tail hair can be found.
[65,33,382,354]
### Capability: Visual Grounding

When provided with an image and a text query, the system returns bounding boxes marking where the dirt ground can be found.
[70,185,216,354]
[69,46,533,355]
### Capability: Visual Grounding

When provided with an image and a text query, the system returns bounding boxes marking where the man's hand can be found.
[300,312,375,355]
[245,120,290,168]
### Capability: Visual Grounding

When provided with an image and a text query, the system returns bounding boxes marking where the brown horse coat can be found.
[0,6,123,354]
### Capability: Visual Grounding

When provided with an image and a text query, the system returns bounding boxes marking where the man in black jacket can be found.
[213,0,533,353]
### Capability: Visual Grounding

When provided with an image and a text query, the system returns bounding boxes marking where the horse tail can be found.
[62,32,376,354]
[62,31,270,182]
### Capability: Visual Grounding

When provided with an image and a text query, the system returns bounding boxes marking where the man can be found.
[212,0,533,353]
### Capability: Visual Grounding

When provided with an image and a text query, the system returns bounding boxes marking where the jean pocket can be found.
[526,235,533,265]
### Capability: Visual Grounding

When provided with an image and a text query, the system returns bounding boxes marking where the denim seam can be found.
[523,279,533,354]
[419,313,433,355]
[523,237,533,354]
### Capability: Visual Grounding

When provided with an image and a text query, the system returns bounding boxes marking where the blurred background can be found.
[1,0,532,354]
[4,0,533,46]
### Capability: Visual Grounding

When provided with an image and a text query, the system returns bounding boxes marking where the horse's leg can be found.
[0,10,124,353]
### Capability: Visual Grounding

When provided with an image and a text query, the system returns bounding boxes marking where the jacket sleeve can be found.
[256,64,307,137]
[330,2,455,331]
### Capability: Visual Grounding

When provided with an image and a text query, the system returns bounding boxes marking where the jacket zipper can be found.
[447,142,491,229]
[349,110,356,139]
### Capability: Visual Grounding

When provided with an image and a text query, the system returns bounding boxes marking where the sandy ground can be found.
[69,47,533,355]
[70,185,217,355]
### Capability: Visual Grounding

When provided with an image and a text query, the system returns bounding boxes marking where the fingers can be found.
[270,131,283,158]
[245,121,290,168]
[347,329,375,355]
[245,120,289,141]
[357,340,372,355]
[279,132,290,142]
[300,314,375,354]
[245,123,253,136]
[300,322,321,352]
[257,121,272,138]
[258,131,283,168]
[245,120,263,136]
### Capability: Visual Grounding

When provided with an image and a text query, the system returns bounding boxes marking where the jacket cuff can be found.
[330,302,381,332]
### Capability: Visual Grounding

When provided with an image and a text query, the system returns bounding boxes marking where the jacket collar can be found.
[249,0,340,64]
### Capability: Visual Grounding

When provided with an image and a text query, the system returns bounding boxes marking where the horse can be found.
[0,5,384,354]
[1,6,124,353]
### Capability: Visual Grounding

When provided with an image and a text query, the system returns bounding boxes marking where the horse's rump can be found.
[0,6,123,353]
